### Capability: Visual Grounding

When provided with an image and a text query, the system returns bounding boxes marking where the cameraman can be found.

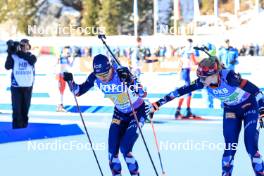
[5,39,37,129]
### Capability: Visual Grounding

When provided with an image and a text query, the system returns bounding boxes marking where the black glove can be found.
[117,67,132,83]
[259,107,264,128]
[17,52,36,65]
[63,72,73,82]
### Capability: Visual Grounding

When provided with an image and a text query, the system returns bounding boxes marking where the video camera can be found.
[6,40,20,54]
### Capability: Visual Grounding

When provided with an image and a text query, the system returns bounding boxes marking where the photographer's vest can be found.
[11,54,35,87]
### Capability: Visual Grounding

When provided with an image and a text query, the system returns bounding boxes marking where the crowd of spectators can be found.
[75,43,264,60]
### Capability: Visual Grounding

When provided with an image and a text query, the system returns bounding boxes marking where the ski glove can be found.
[117,67,132,84]
[144,101,160,119]
[144,100,153,116]
[63,72,73,81]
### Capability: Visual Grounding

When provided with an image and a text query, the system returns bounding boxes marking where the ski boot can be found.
[175,110,183,119]
[185,108,202,120]
[56,104,67,112]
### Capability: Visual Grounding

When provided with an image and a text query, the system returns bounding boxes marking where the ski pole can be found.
[149,118,166,175]
[98,34,145,96]
[124,82,159,176]
[67,81,104,176]
[98,34,122,66]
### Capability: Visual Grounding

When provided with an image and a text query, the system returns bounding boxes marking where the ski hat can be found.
[196,57,222,77]
[93,54,111,74]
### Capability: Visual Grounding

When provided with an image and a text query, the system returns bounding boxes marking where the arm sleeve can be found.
[5,54,14,70]
[28,54,37,65]
[74,72,96,96]
[226,70,264,108]
[154,78,204,108]
[24,54,37,65]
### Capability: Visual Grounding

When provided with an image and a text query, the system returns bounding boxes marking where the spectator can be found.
[239,45,247,56]
[218,39,239,71]
[255,44,260,56]
[248,43,255,56]
[130,37,144,79]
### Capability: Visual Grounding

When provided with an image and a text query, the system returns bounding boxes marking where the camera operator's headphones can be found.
[20,39,31,50]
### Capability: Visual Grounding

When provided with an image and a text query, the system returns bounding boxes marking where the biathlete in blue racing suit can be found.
[151,57,264,176]
[63,54,152,176]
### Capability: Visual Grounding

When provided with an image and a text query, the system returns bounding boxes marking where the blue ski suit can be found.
[69,64,148,176]
[152,68,264,176]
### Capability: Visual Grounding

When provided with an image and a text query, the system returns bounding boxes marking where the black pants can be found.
[11,86,33,129]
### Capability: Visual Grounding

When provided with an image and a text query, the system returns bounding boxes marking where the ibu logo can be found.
[213,88,229,95]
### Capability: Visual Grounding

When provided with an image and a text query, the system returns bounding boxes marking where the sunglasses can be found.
[95,71,110,79]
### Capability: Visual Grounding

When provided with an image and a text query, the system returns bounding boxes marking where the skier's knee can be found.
[120,146,127,156]
[120,135,138,155]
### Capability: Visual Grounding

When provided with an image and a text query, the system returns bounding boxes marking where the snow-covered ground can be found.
[0,54,264,176]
